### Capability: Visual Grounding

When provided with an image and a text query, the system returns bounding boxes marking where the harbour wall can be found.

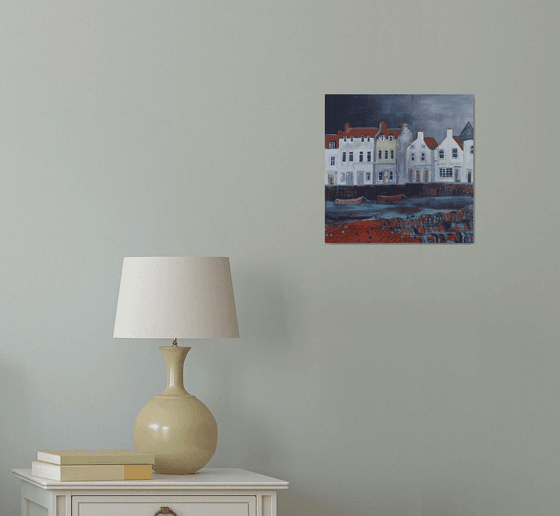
[325,183,474,200]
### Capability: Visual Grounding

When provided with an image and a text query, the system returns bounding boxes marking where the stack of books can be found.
[31,450,155,481]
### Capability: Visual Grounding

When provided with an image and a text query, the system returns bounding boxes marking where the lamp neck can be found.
[159,345,191,395]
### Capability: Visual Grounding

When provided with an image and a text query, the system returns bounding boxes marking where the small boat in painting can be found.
[377,194,402,201]
[335,197,364,205]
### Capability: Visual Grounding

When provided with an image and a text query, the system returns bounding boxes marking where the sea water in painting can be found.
[325,94,474,244]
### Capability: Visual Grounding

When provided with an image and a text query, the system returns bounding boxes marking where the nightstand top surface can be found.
[12,467,289,491]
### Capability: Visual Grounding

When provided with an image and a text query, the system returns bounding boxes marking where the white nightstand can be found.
[12,467,289,516]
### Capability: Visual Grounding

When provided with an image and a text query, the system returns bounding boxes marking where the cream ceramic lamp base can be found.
[133,346,217,474]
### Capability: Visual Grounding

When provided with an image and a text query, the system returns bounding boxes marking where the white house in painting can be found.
[325,135,339,186]
[325,123,377,186]
[325,122,474,186]
[434,128,465,183]
[339,125,377,186]
[405,130,439,184]
[373,121,401,185]
[460,122,474,184]
[396,123,414,184]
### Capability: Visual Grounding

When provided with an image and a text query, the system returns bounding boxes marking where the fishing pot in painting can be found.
[325,94,474,244]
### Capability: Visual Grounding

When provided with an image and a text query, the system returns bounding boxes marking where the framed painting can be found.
[325,94,474,244]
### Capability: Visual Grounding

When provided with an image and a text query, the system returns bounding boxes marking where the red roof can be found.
[337,123,378,140]
[325,135,338,149]
[326,122,407,146]
[424,137,438,150]
[453,136,464,150]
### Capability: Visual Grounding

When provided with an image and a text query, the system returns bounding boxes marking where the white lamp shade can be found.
[113,257,239,339]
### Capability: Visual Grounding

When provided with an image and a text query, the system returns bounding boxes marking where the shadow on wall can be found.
[201,263,300,470]
[278,480,466,516]
[0,361,34,516]
[236,262,295,357]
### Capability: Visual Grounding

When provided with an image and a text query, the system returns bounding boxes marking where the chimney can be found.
[345,123,350,133]
[447,128,453,139]
[418,130,424,140]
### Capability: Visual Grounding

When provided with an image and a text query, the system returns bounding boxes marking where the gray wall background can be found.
[1,1,559,515]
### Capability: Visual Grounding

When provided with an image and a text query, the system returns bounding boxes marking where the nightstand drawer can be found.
[72,495,256,516]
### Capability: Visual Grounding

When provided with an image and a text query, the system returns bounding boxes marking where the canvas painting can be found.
[325,95,474,244]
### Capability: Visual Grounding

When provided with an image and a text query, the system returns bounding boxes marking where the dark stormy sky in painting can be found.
[325,94,473,142]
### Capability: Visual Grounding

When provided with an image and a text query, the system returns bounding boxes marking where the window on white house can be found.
[421,152,425,161]
[367,136,370,142]
[411,152,415,161]
[378,150,382,159]
[470,145,474,154]
[361,135,364,142]
[390,150,394,159]
[342,152,346,162]
[350,136,354,142]
[385,150,388,159]
[344,136,347,141]
[439,168,453,178]
[366,172,371,181]
[359,152,363,162]
[378,172,383,181]
[329,141,336,149]
[331,156,335,166]
[380,135,385,141]
[452,148,458,158]
[389,135,393,142]
[367,151,371,162]
[439,150,445,159]
[389,171,393,180]
[349,152,353,161]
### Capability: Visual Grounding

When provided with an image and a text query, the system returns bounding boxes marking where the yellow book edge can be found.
[31,461,152,481]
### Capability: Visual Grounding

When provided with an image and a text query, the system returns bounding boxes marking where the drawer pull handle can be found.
[155,508,177,516]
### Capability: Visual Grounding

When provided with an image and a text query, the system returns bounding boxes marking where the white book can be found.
[37,450,155,466]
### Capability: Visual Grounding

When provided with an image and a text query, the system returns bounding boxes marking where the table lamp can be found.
[113,257,239,474]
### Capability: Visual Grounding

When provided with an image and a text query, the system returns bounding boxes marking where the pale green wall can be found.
[1,1,560,515]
